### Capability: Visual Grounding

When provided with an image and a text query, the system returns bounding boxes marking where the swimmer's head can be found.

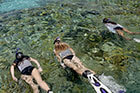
[103,18,117,25]
[16,52,24,60]
[103,18,110,23]
[53,37,61,44]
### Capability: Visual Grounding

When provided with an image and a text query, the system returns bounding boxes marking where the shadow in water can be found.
[64,68,83,84]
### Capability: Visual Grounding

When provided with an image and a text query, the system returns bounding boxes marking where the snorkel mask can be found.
[103,18,110,23]
[53,37,61,44]
[15,48,24,60]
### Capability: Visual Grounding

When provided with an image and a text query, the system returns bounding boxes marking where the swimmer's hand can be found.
[38,67,43,72]
[13,77,18,82]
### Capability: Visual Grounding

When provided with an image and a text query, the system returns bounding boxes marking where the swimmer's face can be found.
[103,18,110,23]
[54,37,61,44]
[16,52,24,60]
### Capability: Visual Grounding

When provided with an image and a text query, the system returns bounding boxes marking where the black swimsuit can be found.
[21,66,34,75]
[59,49,74,61]
[13,56,34,75]
[114,27,123,30]
[63,55,74,60]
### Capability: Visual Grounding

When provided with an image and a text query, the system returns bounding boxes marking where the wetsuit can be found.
[13,56,34,75]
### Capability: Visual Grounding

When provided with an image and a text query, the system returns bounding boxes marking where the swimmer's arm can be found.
[69,48,76,56]
[54,50,66,68]
[53,50,61,62]
[30,57,42,69]
[10,64,18,82]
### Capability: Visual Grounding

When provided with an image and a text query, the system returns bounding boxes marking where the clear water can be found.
[0,0,140,93]
[0,0,41,13]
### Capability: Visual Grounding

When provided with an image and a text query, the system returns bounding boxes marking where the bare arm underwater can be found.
[10,64,18,82]
[30,57,43,72]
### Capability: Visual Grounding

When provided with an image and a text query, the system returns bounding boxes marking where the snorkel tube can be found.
[16,48,20,54]
[15,48,24,60]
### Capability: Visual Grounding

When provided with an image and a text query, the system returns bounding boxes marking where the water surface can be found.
[0,0,140,93]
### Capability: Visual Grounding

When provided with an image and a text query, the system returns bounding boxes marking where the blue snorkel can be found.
[16,48,20,54]
[53,37,60,44]
[103,18,110,23]
[15,48,24,60]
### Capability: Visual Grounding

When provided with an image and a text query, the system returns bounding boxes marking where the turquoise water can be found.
[0,0,42,13]
[0,0,140,93]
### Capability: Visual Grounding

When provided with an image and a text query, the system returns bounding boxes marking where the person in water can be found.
[10,52,53,93]
[53,37,96,77]
[53,37,126,93]
[103,18,140,41]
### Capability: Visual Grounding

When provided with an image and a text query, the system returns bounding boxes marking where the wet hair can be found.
[16,52,24,60]
[103,18,117,25]
[54,42,70,53]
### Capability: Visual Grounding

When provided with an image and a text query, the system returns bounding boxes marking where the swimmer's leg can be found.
[31,68,51,92]
[21,75,39,93]
[63,59,83,75]
[123,28,140,35]
[116,30,131,40]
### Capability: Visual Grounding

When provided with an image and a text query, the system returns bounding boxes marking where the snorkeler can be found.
[53,37,112,93]
[10,51,53,93]
[103,18,140,42]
